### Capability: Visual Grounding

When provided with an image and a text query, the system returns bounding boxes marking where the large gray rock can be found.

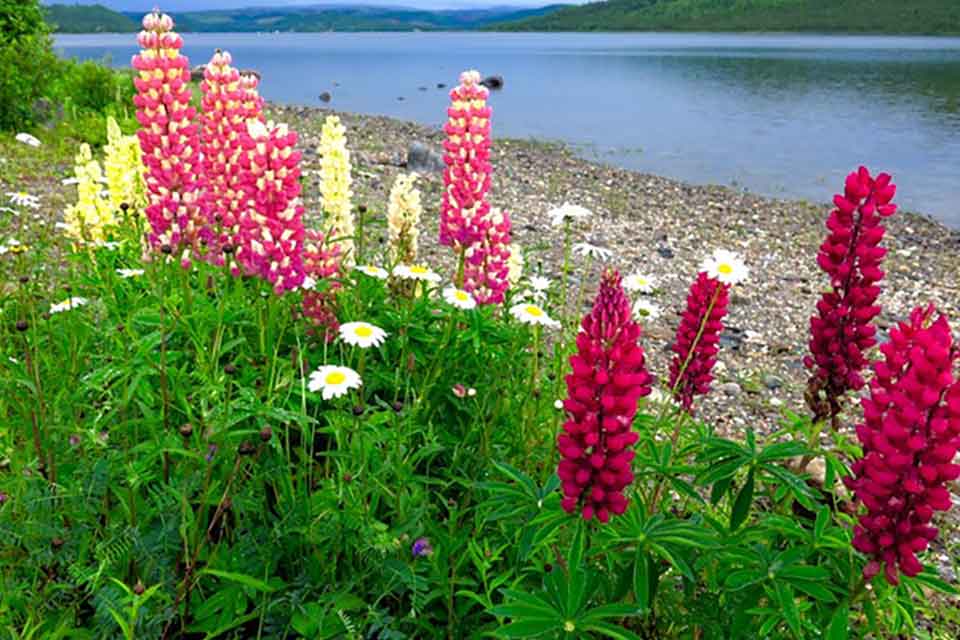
[406,142,445,173]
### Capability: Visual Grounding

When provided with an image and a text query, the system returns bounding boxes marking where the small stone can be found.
[718,382,741,396]
[762,374,783,390]
[656,246,674,259]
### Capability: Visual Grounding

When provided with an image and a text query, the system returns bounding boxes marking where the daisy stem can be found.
[561,221,572,318]
[419,312,456,408]
[523,325,542,444]
[574,255,592,322]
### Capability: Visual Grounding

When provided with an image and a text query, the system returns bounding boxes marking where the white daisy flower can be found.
[632,298,662,321]
[355,264,389,280]
[308,365,362,400]
[443,286,477,310]
[116,268,144,278]
[548,202,592,227]
[0,245,7,256]
[623,273,655,294]
[299,275,317,291]
[701,249,749,285]
[529,275,551,292]
[50,297,89,314]
[510,303,561,329]
[15,133,41,148]
[339,321,388,349]
[392,264,441,283]
[6,192,40,209]
[573,242,613,261]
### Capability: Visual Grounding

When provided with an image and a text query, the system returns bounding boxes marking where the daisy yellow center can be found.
[410,266,429,275]
[525,305,543,317]
[325,371,346,385]
[18,192,27,198]
[718,263,733,275]
[454,291,469,301]
[637,277,648,285]
[354,325,373,338]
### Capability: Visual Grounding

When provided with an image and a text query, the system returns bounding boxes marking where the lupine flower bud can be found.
[805,166,897,423]
[200,49,248,267]
[235,120,306,294]
[463,207,513,305]
[845,305,960,585]
[440,70,492,249]
[668,272,730,414]
[318,115,355,264]
[63,144,116,244]
[386,172,422,265]
[301,228,342,341]
[103,116,146,215]
[132,10,211,264]
[558,270,653,523]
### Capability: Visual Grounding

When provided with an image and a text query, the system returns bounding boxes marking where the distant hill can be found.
[494,0,960,34]
[161,5,565,32]
[45,3,138,33]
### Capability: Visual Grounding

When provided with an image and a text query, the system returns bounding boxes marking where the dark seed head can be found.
[18,275,28,284]
[133,580,145,595]
[224,363,237,375]
[238,442,256,456]
[532,388,541,398]
[352,406,364,417]
[116,323,125,333]
[391,401,403,413]
[342,472,353,483]
[358,204,368,214]
[161,245,173,255]
[179,423,193,437]
[15,320,28,332]
[63,285,71,293]
[259,426,273,442]
[51,537,64,549]
[222,244,234,255]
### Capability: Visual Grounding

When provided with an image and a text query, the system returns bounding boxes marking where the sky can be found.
[42,0,587,11]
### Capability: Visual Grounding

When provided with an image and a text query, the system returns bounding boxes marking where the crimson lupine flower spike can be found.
[668,272,730,414]
[558,270,653,523]
[235,121,306,294]
[132,10,211,266]
[200,49,247,268]
[439,70,492,249]
[845,305,960,585]
[463,207,512,304]
[804,166,897,424]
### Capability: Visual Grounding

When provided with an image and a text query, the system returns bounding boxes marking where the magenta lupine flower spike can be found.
[844,306,960,585]
[463,207,513,305]
[235,121,306,294]
[668,272,730,414]
[440,70,492,249]
[200,49,247,267]
[804,166,897,424]
[300,228,343,342]
[558,270,653,523]
[132,10,211,265]
[238,72,265,123]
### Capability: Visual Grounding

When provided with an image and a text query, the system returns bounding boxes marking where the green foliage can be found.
[496,0,960,34]
[0,112,958,637]
[0,0,56,131]
[43,4,138,34]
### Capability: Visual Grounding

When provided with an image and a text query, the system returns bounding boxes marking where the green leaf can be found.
[709,476,731,505]
[196,568,279,593]
[633,548,651,612]
[774,582,801,638]
[583,621,644,640]
[813,506,829,541]
[498,619,561,637]
[729,468,754,531]
[827,601,850,640]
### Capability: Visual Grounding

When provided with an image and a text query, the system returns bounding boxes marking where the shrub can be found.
[0,0,57,131]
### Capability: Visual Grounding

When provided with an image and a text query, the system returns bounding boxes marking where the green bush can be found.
[0,0,57,131]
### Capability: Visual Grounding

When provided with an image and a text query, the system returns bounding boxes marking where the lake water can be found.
[55,32,960,226]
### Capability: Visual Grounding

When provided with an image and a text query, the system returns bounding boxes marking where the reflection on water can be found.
[55,32,960,225]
